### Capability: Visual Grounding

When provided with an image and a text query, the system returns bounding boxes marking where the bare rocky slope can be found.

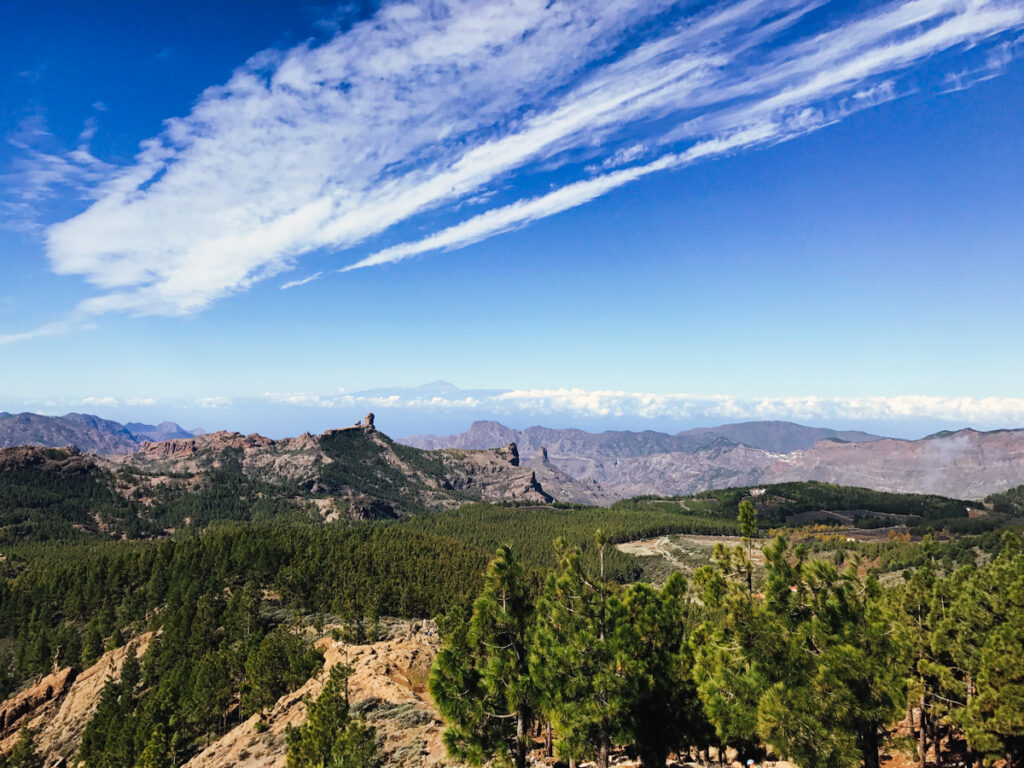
[182,622,444,768]
[761,428,1024,499]
[0,624,449,768]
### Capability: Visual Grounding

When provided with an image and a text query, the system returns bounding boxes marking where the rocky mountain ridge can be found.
[4,412,1023,506]
[117,416,564,513]
[0,416,582,540]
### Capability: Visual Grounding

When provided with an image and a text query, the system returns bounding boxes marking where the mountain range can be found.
[2,411,1023,502]
[0,411,200,453]
[404,420,1024,501]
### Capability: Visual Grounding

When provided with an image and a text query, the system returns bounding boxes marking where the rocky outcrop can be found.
[524,471,554,504]
[496,442,519,466]
[348,492,399,520]
[124,430,325,484]
[0,445,94,476]
[0,667,76,735]
[524,446,617,506]
[137,431,276,460]
[183,623,445,768]
[440,444,554,504]
[0,634,152,763]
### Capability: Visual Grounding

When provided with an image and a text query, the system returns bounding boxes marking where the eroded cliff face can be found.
[0,634,153,764]
[439,443,554,504]
[183,623,445,768]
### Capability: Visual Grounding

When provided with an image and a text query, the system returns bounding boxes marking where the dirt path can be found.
[650,536,687,570]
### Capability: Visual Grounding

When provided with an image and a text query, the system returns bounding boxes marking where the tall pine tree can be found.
[947,532,1024,767]
[530,538,625,768]
[286,663,379,768]
[429,545,536,768]
[619,574,711,768]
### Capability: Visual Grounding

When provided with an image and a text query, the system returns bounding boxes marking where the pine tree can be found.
[948,531,1024,767]
[5,727,43,768]
[895,536,963,768]
[737,500,758,597]
[529,538,625,768]
[765,540,906,768]
[242,628,323,717]
[286,663,379,768]
[690,552,772,759]
[188,650,232,738]
[429,545,536,768]
[619,574,709,768]
[135,725,174,768]
[692,536,907,768]
[0,648,15,701]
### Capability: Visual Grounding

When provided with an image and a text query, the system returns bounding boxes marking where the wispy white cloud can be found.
[0,317,92,346]
[280,271,323,290]
[942,35,1021,91]
[0,113,112,233]
[6,0,1023,327]
[260,387,1024,427]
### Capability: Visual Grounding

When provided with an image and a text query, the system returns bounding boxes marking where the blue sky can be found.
[1,0,1023,438]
